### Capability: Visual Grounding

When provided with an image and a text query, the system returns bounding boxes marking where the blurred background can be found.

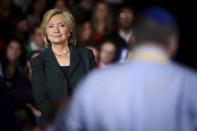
[0,0,196,130]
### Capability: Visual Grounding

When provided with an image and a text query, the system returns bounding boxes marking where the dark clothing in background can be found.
[0,77,22,131]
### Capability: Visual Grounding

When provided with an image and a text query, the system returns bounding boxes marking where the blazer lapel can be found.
[69,46,81,76]
[43,47,65,78]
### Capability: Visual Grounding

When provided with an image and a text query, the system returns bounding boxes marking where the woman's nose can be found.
[54,26,60,33]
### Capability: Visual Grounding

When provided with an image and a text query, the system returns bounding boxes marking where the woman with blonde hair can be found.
[31,9,95,121]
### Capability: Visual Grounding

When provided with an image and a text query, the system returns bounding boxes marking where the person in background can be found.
[91,1,112,45]
[0,77,22,131]
[14,51,42,124]
[97,40,118,68]
[14,0,32,13]
[0,0,23,42]
[26,24,45,53]
[77,20,93,47]
[26,0,47,30]
[107,6,134,62]
[51,7,197,131]
[70,0,94,24]
[31,9,95,122]
[54,0,68,11]
[1,39,24,92]
[14,16,30,44]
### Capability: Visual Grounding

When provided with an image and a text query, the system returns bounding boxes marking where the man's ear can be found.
[168,38,178,58]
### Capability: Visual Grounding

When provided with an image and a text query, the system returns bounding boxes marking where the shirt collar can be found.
[131,44,170,64]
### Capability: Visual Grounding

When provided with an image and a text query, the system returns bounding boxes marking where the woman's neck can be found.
[52,42,69,55]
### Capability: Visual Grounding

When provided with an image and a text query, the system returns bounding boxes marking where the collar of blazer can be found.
[43,45,81,77]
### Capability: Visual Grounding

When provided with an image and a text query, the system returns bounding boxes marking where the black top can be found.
[60,66,70,77]
[60,66,72,97]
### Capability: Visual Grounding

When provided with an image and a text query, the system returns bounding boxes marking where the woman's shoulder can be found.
[75,45,92,55]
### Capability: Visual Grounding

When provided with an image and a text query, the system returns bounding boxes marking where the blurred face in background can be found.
[32,26,44,48]
[46,14,70,45]
[54,0,68,11]
[80,21,92,41]
[94,2,109,22]
[99,42,117,64]
[118,8,134,30]
[6,40,22,61]
[16,18,29,33]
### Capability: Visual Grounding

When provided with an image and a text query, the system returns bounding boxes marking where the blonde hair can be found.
[41,8,76,47]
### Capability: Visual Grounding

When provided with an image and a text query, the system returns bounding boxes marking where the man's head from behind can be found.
[133,7,179,56]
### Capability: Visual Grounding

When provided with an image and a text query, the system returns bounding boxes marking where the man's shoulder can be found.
[88,63,131,81]
[171,62,197,77]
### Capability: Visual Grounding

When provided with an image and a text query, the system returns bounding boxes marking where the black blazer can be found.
[31,46,95,120]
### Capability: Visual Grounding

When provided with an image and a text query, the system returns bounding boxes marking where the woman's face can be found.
[99,42,116,64]
[81,22,92,41]
[6,41,21,61]
[46,14,70,45]
[95,3,108,22]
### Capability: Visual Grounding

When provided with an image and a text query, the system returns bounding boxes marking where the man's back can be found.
[50,7,197,131]
[63,47,197,131]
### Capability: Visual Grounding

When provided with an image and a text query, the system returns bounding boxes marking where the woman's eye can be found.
[60,24,65,27]
[48,25,54,28]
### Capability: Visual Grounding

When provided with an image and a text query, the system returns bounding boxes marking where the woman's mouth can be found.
[52,34,62,37]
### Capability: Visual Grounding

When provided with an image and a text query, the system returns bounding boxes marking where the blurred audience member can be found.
[15,16,30,44]
[0,0,23,42]
[1,39,24,90]
[27,0,47,30]
[117,6,134,46]
[107,6,134,61]
[78,20,93,46]
[91,1,112,45]
[97,40,118,68]
[13,51,42,111]
[70,0,94,23]
[26,24,45,53]
[14,0,32,13]
[54,0,68,11]
[0,77,22,131]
